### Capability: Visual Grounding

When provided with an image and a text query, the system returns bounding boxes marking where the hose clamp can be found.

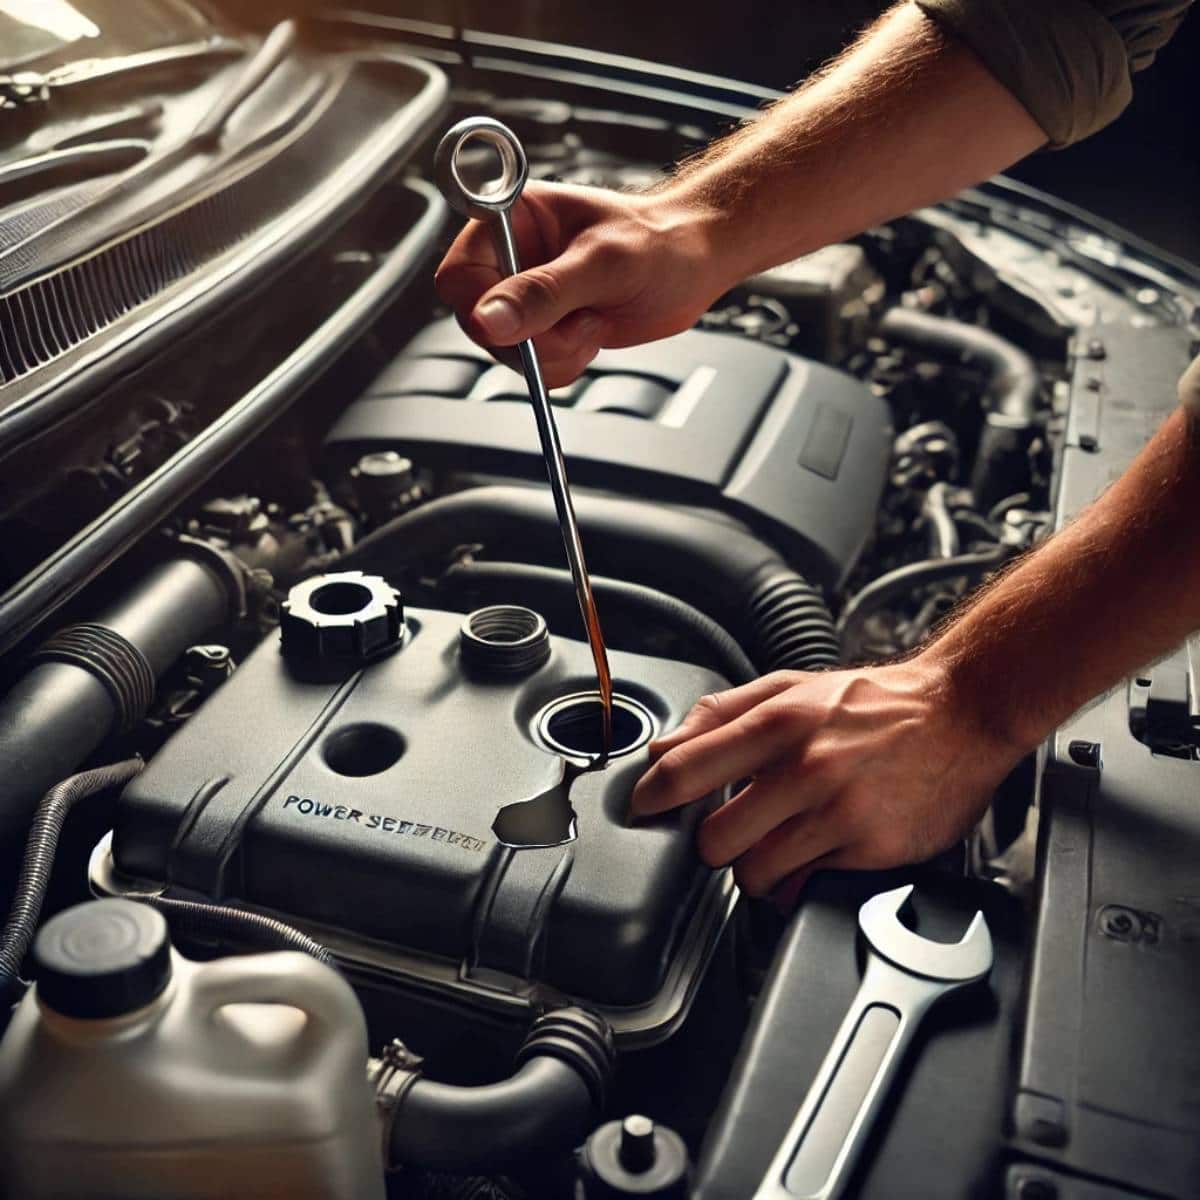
[31,623,155,733]
[371,1038,425,1171]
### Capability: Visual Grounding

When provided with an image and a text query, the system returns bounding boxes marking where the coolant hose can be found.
[386,1007,615,1173]
[922,482,960,559]
[136,896,334,967]
[878,308,1040,507]
[0,557,232,850]
[441,560,758,684]
[0,758,144,1000]
[341,486,839,671]
[837,543,1015,650]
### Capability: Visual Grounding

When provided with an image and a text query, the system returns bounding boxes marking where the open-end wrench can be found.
[434,116,613,758]
[754,884,993,1200]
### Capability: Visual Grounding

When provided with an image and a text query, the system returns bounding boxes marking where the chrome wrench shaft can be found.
[435,117,613,756]
[754,885,993,1200]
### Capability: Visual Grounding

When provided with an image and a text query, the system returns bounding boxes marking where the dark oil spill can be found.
[492,757,603,849]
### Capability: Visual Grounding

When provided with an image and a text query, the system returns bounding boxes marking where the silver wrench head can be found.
[434,116,529,222]
[858,884,992,984]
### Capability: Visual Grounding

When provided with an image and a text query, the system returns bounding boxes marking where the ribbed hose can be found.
[387,1007,615,1173]
[0,758,144,999]
[338,485,840,674]
[136,896,334,967]
[746,571,841,670]
[442,560,758,684]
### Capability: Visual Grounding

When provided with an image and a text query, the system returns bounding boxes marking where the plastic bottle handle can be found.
[190,951,362,1073]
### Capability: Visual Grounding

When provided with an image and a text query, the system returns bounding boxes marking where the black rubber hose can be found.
[837,543,1015,650]
[0,758,144,999]
[136,896,335,968]
[388,1007,615,1173]
[878,308,1040,507]
[341,486,839,671]
[441,560,758,685]
[921,482,960,559]
[0,557,230,849]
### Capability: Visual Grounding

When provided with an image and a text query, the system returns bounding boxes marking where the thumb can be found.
[469,251,598,346]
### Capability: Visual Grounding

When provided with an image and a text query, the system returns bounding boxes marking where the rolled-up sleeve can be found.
[1180,355,1200,418]
[913,0,1193,146]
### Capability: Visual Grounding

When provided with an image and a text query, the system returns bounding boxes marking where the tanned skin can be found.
[435,4,1044,387]
[435,2,1200,903]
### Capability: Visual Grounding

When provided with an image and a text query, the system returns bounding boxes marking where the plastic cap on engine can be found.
[34,899,172,1019]
[580,1115,689,1199]
[280,571,403,667]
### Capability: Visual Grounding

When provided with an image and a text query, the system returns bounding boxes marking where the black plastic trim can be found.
[0,53,448,454]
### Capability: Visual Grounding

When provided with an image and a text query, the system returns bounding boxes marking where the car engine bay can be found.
[0,7,1197,1199]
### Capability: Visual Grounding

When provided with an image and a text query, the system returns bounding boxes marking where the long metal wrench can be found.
[753,885,993,1200]
[435,117,613,756]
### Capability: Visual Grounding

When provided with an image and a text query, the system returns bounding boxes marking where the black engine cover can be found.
[324,321,892,587]
[109,606,733,1044]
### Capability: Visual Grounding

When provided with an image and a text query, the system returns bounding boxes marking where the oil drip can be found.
[492,757,603,849]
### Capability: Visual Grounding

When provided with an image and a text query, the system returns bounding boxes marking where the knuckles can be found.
[508,266,563,314]
[581,230,634,276]
[688,692,726,724]
[646,747,690,795]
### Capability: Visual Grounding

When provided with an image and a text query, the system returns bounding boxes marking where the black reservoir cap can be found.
[34,899,171,1019]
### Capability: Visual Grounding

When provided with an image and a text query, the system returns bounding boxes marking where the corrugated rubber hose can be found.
[0,758,144,1001]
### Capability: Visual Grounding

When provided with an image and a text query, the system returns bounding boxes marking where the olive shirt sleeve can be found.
[1180,355,1200,418]
[913,0,1193,146]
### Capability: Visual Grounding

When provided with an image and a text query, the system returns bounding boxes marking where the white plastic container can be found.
[0,899,385,1200]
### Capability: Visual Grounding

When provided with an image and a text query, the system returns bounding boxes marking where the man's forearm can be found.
[664,2,1046,281]
[930,408,1200,752]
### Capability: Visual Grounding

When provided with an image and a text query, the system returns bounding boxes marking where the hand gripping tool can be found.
[435,117,613,757]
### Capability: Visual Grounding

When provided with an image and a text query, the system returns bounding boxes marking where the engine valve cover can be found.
[108,604,734,1044]
[324,320,893,587]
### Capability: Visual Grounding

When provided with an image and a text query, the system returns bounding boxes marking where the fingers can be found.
[732,815,843,898]
[631,693,812,819]
[650,673,804,759]
[435,187,597,348]
[770,868,815,913]
[695,761,832,867]
[466,239,621,347]
[434,194,555,331]
[769,851,845,912]
[435,204,613,385]
[449,303,605,388]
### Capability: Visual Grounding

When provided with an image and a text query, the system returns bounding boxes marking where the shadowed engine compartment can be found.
[0,7,1197,1199]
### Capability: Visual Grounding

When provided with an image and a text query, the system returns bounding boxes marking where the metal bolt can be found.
[619,1114,657,1173]
[1068,740,1101,768]
[1018,1180,1058,1200]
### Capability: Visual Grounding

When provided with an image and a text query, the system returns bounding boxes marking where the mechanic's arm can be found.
[631,363,1200,900]
[436,1,1190,386]
[436,2,1044,385]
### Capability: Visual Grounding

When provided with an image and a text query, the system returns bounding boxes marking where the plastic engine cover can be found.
[109,607,734,1044]
[323,320,893,588]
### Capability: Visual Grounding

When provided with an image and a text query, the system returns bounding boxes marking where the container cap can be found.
[34,899,171,1019]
